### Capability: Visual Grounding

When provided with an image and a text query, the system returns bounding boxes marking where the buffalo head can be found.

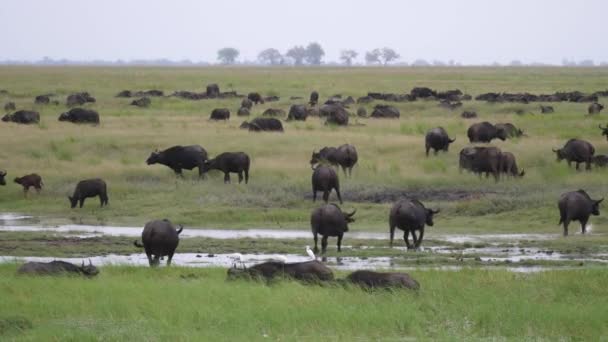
[591,198,604,216]
[80,259,100,277]
[146,150,160,165]
[0,170,6,185]
[58,112,70,121]
[310,151,322,166]
[552,148,565,162]
[1,114,10,122]
[343,209,356,223]
[599,124,608,141]
[425,208,440,226]
[13,177,23,185]
[239,121,250,129]
[496,127,507,140]
[68,196,78,208]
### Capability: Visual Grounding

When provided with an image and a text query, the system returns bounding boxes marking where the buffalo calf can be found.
[203,152,250,184]
[346,270,419,290]
[14,173,43,196]
[68,178,108,208]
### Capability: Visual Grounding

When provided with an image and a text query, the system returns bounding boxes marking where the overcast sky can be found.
[1,0,607,64]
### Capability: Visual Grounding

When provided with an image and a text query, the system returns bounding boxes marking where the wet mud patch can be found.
[342,186,494,203]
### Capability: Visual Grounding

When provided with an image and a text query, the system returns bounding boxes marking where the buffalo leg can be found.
[337,234,343,252]
[23,187,28,198]
[173,168,183,177]
[322,191,329,203]
[312,189,317,202]
[575,162,580,171]
[334,188,343,205]
[425,146,430,157]
[403,232,412,249]
[348,167,353,177]
[416,229,425,248]
[167,252,174,266]
[35,185,41,194]
[198,166,206,180]
[389,225,396,247]
[411,231,419,249]
[342,166,347,177]
[224,173,230,184]
[79,198,85,208]
[145,251,154,266]
[563,219,570,236]
[313,233,319,253]
[321,236,328,254]
[581,219,588,234]
[244,169,249,184]
[586,160,592,170]
[238,171,243,183]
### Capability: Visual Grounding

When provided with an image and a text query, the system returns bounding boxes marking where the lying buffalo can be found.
[134,219,183,267]
[592,155,608,167]
[17,260,99,277]
[599,124,608,140]
[130,97,151,107]
[310,144,358,177]
[459,146,503,181]
[461,111,477,119]
[262,108,286,117]
[241,98,253,109]
[310,204,356,254]
[558,190,603,236]
[2,110,40,124]
[588,102,604,114]
[500,152,525,177]
[227,260,334,282]
[247,92,264,105]
[202,152,250,184]
[58,108,100,124]
[206,83,220,97]
[467,122,507,143]
[14,173,43,196]
[287,104,308,121]
[320,104,349,126]
[309,91,319,106]
[66,92,95,107]
[237,107,250,116]
[346,270,419,290]
[146,145,208,178]
[35,95,50,104]
[210,108,230,120]
[0,170,6,185]
[312,165,342,204]
[553,139,595,170]
[68,178,108,208]
[389,198,439,249]
[240,117,283,132]
[357,107,367,117]
[540,105,554,113]
[371,104,400,118]
[495,123,524,138]
[425,127,456,156]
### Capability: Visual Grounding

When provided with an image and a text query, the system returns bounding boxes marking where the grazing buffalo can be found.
[210,108,230,120]
[116,90,132,97]
[66,92,95,107]
[0,170,6,185]
[311,165,342,204]
[130,97,151,107]
[389,198,439,249]
[146,145,208,178]
[262,108,286,117]
[553,139,595,170]
[310,144,358,177]
[68,178,108,208]
[321,104,349,126]
[495,123,524,138]
[592,155,608,167]
[370,104,400,118]
[241,98,253,110]
[4,102,16,111]
[599,124,608,140]
[287,104,308,121]
[2,110,40,124]
[540,105,554,113]
[206,83,220,97]
[247,92,264,105]
[58,108,100,124]
[459,146,503,181]
[17,260,99,277]
[134,219,183,267]
[425,127,456,156]
[467,122,507,143]
[237,107,250,116]
[346,270,419,290]
[410,87,436,99]
[500,152,525,177]
[558,190,603,236]
[310,204,356,254]
[35,95,50,104]
[240,117,283,132]
[461,111,477,119]
[202,152,250,184]
[588,102,604,114]
[309,91,319,106]
[264,95,280,102]
[227,260,334,282]
[14,173,43,196]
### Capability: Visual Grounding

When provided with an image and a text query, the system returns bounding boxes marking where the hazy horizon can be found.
[1,0,607,65]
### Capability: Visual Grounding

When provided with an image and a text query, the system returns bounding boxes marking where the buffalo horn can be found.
[552,148,558,152]
[431,209,441,214]
[347,209,357,217]
[597,198,604,204]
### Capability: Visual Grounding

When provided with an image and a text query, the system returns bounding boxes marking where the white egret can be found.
[230,253,245,268]
[306,246,316,260]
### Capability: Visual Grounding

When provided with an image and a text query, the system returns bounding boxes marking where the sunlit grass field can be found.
[0,66,607,235]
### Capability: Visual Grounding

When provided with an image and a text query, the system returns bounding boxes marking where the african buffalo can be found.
[425,127,456,156]
[134,219,183,267]
[599,124,608,140]
[467,122,507,143]
[146,145,208,178]
[592,155,608,167]
[68,178,108,208]
[312,165,342,204]
[357,96,373,104]
[310,204,356,254]
[210,108,230,120]
[371,104,400,118]
[540,105,554,113]
[321,105,349,126]
[2,110,40,124]
[262,108,286,117]
[241,98,253,109]
[14,173,43,196]
[264,95,280,102]
[500,152,525,178]
[588,102,604,114]
[237,107,250,116]
[309,91,319,106]
[389,198,439,249]
[495,123,524,138]
[357,107,367,117]
[410,87,436,99]
[206,83,220,97]
[17,260,99,277]
[240,117,283,132]
[0,170,6,185]
[310,144,358,177]
[116,90,132,97]
[58,108,100,124]
[558,190,603,236]
[461,111,477,119]
[130,97,151,107]
[66,92,95,107]
[35,95,50,104]
[227,260,334,282]
[202,152,250,184]
[4,102,15,111]
[553,139,595,170]
[459,146,503,181]
[346,270,419,290]
[287,104,308,121]
[247,92,264,104]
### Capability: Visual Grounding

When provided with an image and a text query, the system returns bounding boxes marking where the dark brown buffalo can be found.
[310,204,356,253]
[461,111,477,119]
[146,145,208,178]
[116,90,132,97]
[370,104,400,118]
[262,108,286,117]
[558,190,603,236]
[540,105,554,113]
[0,170,6,185]
[66,92,95,107]
[467,122,507,143]
[134,219,183,266]
[58,108,100,124]
[346,270,419,290]
[227,260,334,282]
[500,152,525,177]
[599,124,608,140]
[357,96,374,104]
[247,92,265,105]
[495,123,524,138]
[240,117,283,132]
[241,98,253,109]
[310,144,358,177]
[202,152,250,184]
[206,84,220,97]
[4,102,16,111]
[459,146,503,181]
[35,95,50,104]
[588,102,604,114]
[321,104,349,126]
[264,95,280,102]
[68,178,108,208]
[130,97,151,107]
[287,104,308,121]
[134,90,163,97]
[410,87,436,99]
[2,110,40,124]
[389,198,439,249]
[14,173,43,196]
[425,127,456,156]
[309,91,319,106]
[312,165,342,204]
[592,155,608,167]
[17,260,99,277]
[237,107,250,116]
[210,108,230,120]
[552,139,595,170]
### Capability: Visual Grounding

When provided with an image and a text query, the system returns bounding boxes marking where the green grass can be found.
[0,265,607,340]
